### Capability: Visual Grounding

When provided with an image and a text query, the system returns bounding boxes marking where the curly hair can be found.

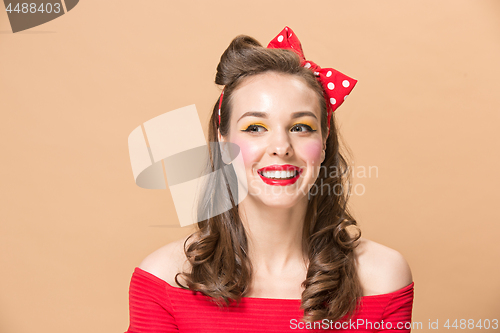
[175,34,363,323]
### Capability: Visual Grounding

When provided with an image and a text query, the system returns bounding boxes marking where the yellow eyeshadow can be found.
[240,123,268,130]
[293,121,317,131]
[240,121,318,131]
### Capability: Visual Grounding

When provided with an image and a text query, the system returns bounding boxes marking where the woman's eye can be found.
[242,124,267,133]
[290,124,315,132]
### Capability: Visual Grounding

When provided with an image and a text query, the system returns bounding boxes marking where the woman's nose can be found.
[266,129,293,158]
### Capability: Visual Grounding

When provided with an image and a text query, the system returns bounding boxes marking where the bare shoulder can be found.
[354,237,413,296]
[137,233,195,286]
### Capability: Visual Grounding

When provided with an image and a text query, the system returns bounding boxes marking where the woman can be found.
[125,27,414,332]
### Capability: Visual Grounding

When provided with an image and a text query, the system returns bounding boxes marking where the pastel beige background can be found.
[1,0,499,332]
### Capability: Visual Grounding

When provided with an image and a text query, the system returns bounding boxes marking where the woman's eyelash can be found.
[291,123,316,132]
[242,124,267,132]
[241,123,316,132]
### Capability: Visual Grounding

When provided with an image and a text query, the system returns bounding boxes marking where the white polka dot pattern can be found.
[265,26,358,133]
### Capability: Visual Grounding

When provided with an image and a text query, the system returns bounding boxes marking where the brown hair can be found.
[175,34,363,323]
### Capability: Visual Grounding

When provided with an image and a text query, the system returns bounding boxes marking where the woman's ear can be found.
[218,130,232,164]
[218,129,224,143]
[321,139,327,163]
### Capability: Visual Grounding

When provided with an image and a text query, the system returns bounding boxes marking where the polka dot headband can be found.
[218,26,357,136]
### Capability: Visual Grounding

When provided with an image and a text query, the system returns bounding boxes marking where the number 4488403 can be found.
[444,319,498,330]
[5,3,62,14]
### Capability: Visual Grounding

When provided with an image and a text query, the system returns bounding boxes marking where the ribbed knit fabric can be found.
[124,267,414,332]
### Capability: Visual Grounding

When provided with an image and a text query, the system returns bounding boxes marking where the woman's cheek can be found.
[301,142,323,164]
[232,139,262,168]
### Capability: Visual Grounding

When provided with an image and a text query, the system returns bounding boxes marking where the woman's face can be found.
[219,72,326,208]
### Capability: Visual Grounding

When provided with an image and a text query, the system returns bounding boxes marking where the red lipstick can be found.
[257,164,303,186]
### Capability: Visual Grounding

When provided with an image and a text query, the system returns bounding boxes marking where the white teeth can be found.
[261,170,298,179]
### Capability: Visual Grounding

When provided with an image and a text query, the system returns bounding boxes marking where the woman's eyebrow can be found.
[237,111,317,123]
[291,111,317,120]
[237,111,269,122]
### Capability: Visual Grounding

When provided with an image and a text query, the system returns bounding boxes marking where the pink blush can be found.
[302,142,322,161]
[231,139,261,166]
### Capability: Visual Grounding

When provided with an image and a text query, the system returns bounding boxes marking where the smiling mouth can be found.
[258,170,299,180]
[256,165,303,186]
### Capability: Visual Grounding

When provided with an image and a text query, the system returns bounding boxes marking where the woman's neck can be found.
[238,196,309,275]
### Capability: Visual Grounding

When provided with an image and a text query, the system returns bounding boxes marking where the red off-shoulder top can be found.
[124,267,414,332]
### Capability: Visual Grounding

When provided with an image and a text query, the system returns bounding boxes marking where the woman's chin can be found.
[246,191,307,209]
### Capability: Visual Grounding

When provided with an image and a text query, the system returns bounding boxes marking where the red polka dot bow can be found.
[267,26,357,135]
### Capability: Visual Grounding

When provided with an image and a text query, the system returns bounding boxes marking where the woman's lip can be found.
[257,169,302,186]
[257,164,302,172]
